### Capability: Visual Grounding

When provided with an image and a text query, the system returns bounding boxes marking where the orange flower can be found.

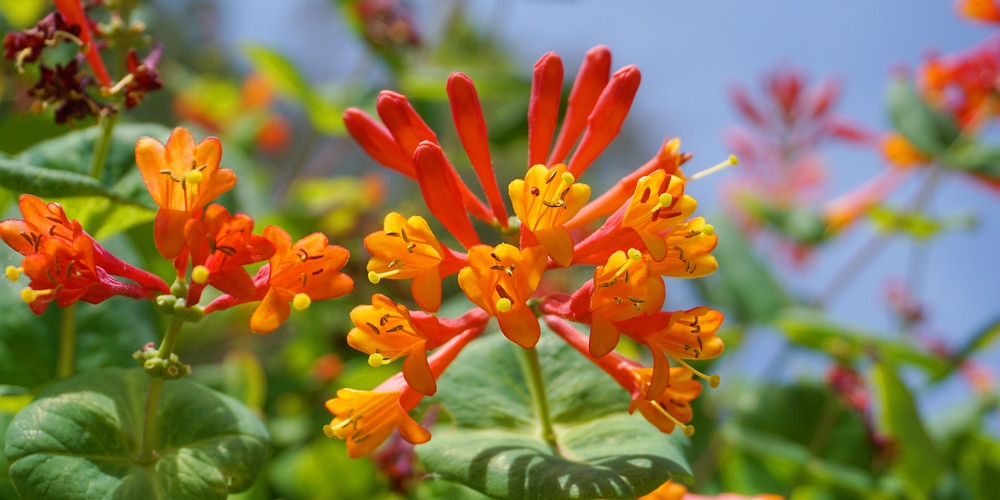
[628,366,702,436]
[17,236,148,314]
[881,132,932,169]
[640,480,785,500]
[508,163,591,266]
[647,218,719,278]
[249,226,353,334]
[586,248,664,357]
[324,381,430,459]
[620,171,698,261]
[184,204,275,304]
[1,194,168,295]
[347,294,439,395]
[135,127,235,259]
[458,243,547,348]
[365,212,466,313]
[630,307,724,400]
[957,0,1000,23]
[325,326,481,457]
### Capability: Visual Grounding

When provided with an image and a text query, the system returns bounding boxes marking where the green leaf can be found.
[0,157,113,198]
[692,216,791,323]
[776,311,950,377]
[942,142,1000,179]
[417,331,691,499]
[872,362,944,496]
[0,279,156,388]
[241,44,345,135]
[887,78,961,156]
[6,368,269,500]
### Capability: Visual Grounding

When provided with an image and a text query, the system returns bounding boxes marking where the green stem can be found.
[518,346,558,451]
[89,113,118,180]
[137,316,184,464]
[56,303,77,378]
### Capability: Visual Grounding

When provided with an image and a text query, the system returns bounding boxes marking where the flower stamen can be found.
[671,355,721,388]
[5,265,23,281]
[689,154,738,181]
[20,287,53,304]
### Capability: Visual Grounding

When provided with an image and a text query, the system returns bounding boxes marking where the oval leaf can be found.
[417,331,691,499]
[5,368,269,499]
[887,78,961,156]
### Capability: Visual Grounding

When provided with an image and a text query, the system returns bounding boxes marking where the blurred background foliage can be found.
[1,0,998,499]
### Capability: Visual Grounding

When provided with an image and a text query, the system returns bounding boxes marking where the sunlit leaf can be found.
[241,44,345,134]
[417,331,691,499]
[6,368,269,499]
[872,362,944,495]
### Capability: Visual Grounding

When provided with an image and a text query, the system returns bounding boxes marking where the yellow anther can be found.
[673,356,721,389]
[186,169,204,185]
[20,288,51,304]
[368,352,390,368]
[496,297,513,312]
[292,293,312,311]
[368,269,401,284]
[658,193,673,208]
[6,265,22,281]
[702,224,715,236]
[690,154,739,181]
[561,172,576,184]
[191,265,210,284]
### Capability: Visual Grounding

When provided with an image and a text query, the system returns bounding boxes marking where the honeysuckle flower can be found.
[135,127,234,260]
[646,217,719,278]
[17,235,149,314]
[821,171,908,234]
[509,163,591,266]
[458,243,547,348]
[881,132,932,169]
[559,248,665,357]
[628,306,724,400]
[325,326,481,457]
[1,194,168,295]
[184,204,275,304]
[364,212,467,313]
[347,294,490,395]
[119,46,163,109]
[203,226,353,333]
[342,46,726,455]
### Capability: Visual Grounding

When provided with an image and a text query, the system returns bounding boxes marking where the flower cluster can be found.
[2,127,353,334]
[722,67,904,262]
[325,46,729,457]
[2,0,163,123]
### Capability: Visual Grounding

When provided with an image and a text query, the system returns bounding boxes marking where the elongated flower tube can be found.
[347,294,490,395]
[458,243,547,348]
[52,0,110,87]
[0,194,168,294]
[365,212,467,313]
[135,127,235,259]
[325,326,482,457]
[18,236,148,314]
